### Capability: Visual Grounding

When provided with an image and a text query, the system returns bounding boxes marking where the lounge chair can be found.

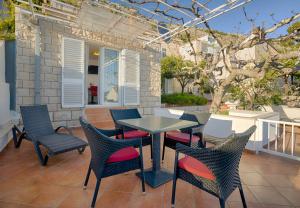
[80,117,145,208]
[12,105,88,166]
[171,126,256,208]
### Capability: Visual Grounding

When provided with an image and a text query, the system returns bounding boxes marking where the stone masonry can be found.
[15,7,161,127]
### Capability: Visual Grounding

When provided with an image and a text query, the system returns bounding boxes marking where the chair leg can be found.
[239,185,247,208]
[91,180,101,208]
[78,147,86,154]
[83,165,92,190]
[33,143,49,166]
[43,155,49,166]
[171,175,177,207]
[150,143,153,159]
[219,198,225,208]
[162,138,166,162]
[171,151,179,207]
[140,158,146,193]
[12,126,25,148]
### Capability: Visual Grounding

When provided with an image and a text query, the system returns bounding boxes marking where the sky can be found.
[113,0,300,38]
[206,0,300,37]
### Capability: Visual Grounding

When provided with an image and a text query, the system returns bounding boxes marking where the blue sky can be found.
[114,0,300,38]
[206,0,300,37]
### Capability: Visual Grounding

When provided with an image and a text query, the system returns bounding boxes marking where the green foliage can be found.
[0,0,15,40]
[288,21,300,34]
[280,58,298,68]
[161,55,183,78]
[228,70,283,110]
[161,93,208,106]
[161,55,195,93]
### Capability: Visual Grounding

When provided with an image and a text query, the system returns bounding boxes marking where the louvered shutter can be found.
[121,49,140,105]
[62,37,85,108]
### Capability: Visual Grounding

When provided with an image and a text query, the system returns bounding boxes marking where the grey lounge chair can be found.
[13,105,88,166]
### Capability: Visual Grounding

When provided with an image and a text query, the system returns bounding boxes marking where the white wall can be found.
[154,107,280,152]
[264,105,300,121]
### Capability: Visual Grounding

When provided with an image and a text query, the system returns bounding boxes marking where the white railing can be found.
[257,119,300,161]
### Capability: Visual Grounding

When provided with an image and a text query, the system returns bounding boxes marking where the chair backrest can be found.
[20,105,54,140]
[110,108,141,131]
[211,125,256,199]
[79,117,120,178]
[179,113,201,133]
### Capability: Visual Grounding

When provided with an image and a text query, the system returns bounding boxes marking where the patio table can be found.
[117,116,197,188]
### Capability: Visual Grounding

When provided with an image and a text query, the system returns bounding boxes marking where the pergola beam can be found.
[193,0,211,12]
[92,1,169,31]
[144,0,253,46]
[119,0,172,23]
[156,0,194,19]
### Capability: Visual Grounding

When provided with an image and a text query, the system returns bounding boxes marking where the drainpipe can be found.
[34,22,41,105]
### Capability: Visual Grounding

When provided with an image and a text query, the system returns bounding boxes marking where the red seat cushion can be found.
[106,147,139,163]
[166,131,199,143]
[178,156,216,180]
[122,130,149,139]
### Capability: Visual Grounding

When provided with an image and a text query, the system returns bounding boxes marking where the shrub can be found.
[161,93,208,106]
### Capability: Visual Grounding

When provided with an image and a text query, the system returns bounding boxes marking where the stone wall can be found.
[15,7,161,127]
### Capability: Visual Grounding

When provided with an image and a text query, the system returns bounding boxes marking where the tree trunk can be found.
[210,86,226,113]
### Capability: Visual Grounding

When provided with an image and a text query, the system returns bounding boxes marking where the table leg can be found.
[136,132,173,188]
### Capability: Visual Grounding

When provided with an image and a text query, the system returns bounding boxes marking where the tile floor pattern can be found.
[0,128,300,208]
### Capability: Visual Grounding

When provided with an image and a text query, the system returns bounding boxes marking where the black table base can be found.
[136,168,173,188]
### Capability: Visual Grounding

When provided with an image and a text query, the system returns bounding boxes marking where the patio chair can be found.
[79,117,145,208]
[13,105,88,166]
[110,108,152,156]
[171,125,256,208]
[162,112,209,161]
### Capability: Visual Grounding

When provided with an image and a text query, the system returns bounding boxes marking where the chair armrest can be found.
[95,128,123,138]
[204,133,234,145]
[55,126,73,136]
[191,125,204,134]
[175,143,216,168]
[110,137,142,148]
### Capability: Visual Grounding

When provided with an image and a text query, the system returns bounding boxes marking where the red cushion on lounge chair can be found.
[178,156,215,180]
[107,147,139,163]
[166,131,199,143]
[123,130,149,139]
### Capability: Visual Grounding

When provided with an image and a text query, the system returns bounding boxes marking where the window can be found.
[100,48,120,105]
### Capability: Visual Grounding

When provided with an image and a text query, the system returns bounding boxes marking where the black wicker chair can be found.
[13,105,87,166]
[110,108,152,156]
[171,125,256,208]
[80,117,145,208]
[162,113,206,161]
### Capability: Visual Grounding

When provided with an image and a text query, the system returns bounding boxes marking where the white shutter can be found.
[121,49,140,105]
[62,37,85,108]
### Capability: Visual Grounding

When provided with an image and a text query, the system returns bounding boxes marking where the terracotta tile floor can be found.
[0,128,300,208]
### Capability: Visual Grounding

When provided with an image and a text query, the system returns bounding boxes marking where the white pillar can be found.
[0,41,5,83]
[0,40,11,126]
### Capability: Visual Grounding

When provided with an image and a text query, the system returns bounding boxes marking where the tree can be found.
[228,70,283,110]
[127,0,300,112]
[161,55,196,93]
[0,0,15,40]
[288,21,300,34]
